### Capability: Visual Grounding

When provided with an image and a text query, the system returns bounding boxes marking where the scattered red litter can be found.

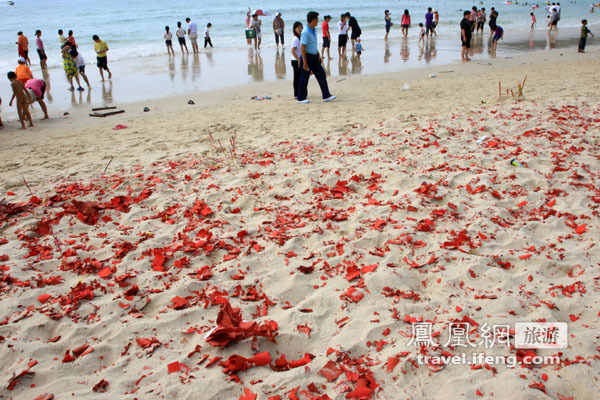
[205,299,278,347]
[319,360,343,382]
[33,395,54,400]
[340,287,365,303]
[92,379,109,392]
[239,388,257,400]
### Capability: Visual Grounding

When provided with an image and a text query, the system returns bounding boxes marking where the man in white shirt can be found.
[337,14,348,57]
[186,17,199,53]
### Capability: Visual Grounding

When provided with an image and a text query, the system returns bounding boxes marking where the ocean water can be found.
[1,0,597,72]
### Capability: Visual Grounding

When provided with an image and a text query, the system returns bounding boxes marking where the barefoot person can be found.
[204,23,213,48]
[578,19,594,53]
[70,47,91,88]
[273,13,285,48]
[461,10,472,62]
[401,10,411,38]
[491,25,504,51]
[24,78,49,120]
[384,10,392,40]
[337,13,348,57]
[321,15,333,60]
[7,71,32,130]
[175,22,189,54]
[425,8,434,38]
[297,11,336,104]
[16,31,31,65]
[250,13,263,51]
[186,18,199,54]
[93,35,112,81]
[346,12,361,52]
[164,26,175,56]
[245,7,252,45]
[35,30,48,69]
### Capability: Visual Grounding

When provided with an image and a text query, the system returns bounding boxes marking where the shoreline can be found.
[0,26,591,121]
[1,44,599,191]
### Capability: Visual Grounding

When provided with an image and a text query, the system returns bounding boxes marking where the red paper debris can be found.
[205,300,278,347]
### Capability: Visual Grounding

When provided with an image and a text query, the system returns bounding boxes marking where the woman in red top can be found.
[401,10,411,38]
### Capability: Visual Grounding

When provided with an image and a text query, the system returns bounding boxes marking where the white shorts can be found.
[256,32,262,39]
[26,88,37,102]
[189,32,198,43]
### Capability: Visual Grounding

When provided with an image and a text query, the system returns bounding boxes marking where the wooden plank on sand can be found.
[91,106,118,112]
[89,110,125,117]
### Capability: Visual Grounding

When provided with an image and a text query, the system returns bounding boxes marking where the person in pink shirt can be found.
[321,15,333,60]
[24,78,49,120]
[35,30,48,69]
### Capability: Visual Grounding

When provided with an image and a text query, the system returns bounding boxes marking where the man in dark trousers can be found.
[297,11,336,104]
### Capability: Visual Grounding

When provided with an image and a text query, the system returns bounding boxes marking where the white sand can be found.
[1,49,599,399]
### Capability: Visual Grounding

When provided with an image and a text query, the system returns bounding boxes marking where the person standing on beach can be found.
[461,10,472,62]
[204,23,213,48]
[384,10,392,40]
[337,14,348,57]
[16,32,31,65]
[70,47,91,88]
[470,7,478,33]
[489,8,498,34]
[578,19,594,53]
[93,35,112,81]
[164,26,175,56]
[531,12,536,31]
[251,14,262,51]
[432,9,439,37]
[176,22,189,54]
[346,12,361,52]
[477,8,486,34]
[24,78,49,120]
[418,23,425,43]
[425,8,434,39]
[291,21,303,98]
[321,15,333,60]
[58,29,66,45]
[273,13,285,48]
[35,30,48,69]
[548,8,559,33]
[186,18,199,54]
[401,10,411,38]
[7,71,32,130]
[246,8,252,45]
[297,11,336,104]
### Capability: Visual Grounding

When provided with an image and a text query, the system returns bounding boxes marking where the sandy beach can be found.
[1,35,599,400]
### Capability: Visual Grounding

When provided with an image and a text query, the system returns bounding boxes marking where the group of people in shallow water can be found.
[4,29,114,130]
[164,17,213,56]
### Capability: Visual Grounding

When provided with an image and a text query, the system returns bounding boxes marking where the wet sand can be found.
[0,27,588,120]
